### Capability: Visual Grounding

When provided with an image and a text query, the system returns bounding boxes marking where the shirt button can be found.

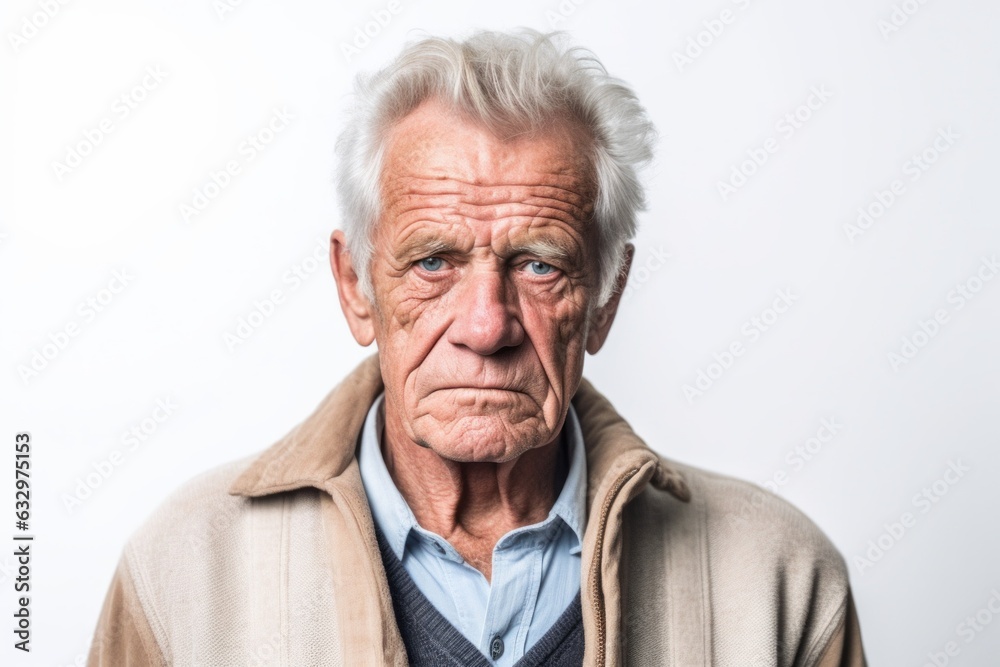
[490,635,504,660]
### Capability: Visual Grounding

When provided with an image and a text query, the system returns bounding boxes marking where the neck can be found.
[381,415,568,583]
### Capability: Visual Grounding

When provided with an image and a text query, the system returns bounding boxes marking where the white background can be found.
[3,0,999,664]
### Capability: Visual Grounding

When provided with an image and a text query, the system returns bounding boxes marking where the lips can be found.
[434,385,522,392]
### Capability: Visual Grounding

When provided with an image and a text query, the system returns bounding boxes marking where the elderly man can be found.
[89,30,865,666]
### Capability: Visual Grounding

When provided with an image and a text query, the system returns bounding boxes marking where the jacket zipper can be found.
[590,467,640,666]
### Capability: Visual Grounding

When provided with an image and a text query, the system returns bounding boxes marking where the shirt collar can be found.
[357,393,414,560]
[551,403,587,554]
[357,392,589,561]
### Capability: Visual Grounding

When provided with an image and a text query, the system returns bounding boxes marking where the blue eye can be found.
[527,261,555,275]
[418,257,444,271]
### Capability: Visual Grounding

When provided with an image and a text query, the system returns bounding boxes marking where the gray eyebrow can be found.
[510,239,573,261]
[399,238,460,259]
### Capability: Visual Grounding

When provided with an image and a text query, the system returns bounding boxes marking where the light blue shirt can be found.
[358,393,587,666]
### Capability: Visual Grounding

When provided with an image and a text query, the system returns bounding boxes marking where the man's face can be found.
[334,98,627,463]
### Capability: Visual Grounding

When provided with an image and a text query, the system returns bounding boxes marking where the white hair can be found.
[335,29,656,307]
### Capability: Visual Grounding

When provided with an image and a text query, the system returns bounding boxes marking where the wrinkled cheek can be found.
[374,289,434,353]
[516,318,581,427]
[386,304,449,403]
[381,290,423,330]
[538,303,586,357]
[551,312,590,401]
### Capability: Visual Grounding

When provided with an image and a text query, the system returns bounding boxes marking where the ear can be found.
[329,229,376,346]
[586,243,634,355]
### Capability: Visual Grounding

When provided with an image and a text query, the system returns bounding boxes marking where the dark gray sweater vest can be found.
[374,525,585,666]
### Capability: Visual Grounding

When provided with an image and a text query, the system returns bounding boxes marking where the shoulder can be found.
[624,459,864,666]
[626,459,855,663]
[634,458,854,662]
[119,454,326,602]
[669,459,848,576]
[126,455,260,556]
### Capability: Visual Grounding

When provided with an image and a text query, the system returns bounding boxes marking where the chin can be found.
[415,414,552,463]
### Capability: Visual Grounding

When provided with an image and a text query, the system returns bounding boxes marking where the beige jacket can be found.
[88,354,866,666]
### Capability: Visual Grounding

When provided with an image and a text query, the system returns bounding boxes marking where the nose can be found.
[446,268,524,356]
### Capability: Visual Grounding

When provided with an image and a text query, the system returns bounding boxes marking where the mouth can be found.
[434,385,522,392]
[434,384,524,394]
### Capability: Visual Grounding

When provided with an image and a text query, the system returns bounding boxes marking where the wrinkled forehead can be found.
[378,97,597,201]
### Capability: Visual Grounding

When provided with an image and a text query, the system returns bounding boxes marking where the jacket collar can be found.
[228,352,691,506]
